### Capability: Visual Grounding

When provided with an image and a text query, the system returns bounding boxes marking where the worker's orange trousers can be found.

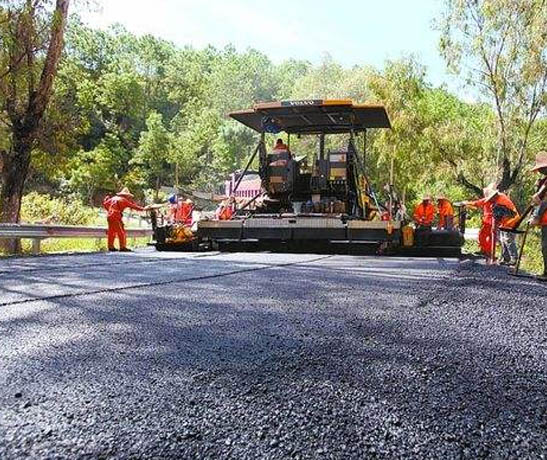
[478,223,493,256]
[107,218,127,250]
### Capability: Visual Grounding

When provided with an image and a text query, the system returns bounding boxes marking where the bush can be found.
[521,230,544,275]
[20,192,98,226]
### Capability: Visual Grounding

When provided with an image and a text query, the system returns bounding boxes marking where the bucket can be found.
[402,225,414,247]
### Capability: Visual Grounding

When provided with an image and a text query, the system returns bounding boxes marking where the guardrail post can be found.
[31,238,41,255]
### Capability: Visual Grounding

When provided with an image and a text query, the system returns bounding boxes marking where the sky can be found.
[83,0,466,96]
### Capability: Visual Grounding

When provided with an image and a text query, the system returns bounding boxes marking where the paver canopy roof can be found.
[229,99,391,134]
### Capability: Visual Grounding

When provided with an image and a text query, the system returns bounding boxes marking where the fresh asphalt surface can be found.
[0,249,546,459]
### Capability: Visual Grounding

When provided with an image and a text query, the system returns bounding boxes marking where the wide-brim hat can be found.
[531,151,547,172]
[185,198,193,204]
[117,187,134,198]
[483,183,499,202]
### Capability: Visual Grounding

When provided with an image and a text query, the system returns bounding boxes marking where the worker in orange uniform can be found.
[176,198,194,226]
[464,186,495,257]
[216,198,234,220]
[273,138,289,151]
[530,152,547,281]
[103,187,149,252]
[484,185,520,265]
[413,195,436,246]
[413,196,435,228]
[436,196,455,230]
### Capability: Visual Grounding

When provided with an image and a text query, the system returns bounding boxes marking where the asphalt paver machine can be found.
[195,99,465,255]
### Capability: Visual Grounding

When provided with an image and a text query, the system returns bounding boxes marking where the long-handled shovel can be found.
[488,224,497,265]
[510,221,530,277]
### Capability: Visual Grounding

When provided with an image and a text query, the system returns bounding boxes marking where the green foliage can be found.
[438,0,547,191]
[292,53,370,101]
[132,111,174,195]
[2,11,541,221]
[68,133,131,199]
[20,192,97,225]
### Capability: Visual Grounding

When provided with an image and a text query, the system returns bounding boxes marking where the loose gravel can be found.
[0,251,546,459]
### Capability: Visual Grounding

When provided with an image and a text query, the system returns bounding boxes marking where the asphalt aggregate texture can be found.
[0,249,546,459]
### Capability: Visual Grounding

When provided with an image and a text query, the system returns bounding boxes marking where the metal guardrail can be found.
[0,224,153,254]
[464,228,479,241]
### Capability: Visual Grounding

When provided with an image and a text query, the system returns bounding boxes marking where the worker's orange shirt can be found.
[438,200,454,218]
[273,143,289,151]
[104,196,144,221]
[540,205,547,226]
[491,193,519,227]
[175,203,193,224]
[218,206,233,220]
[102,196,112,211]
[437,200,454,228]
[468,197,493,225]
[413,202,436,226]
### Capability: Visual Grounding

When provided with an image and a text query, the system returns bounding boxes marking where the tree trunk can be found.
[497,155,520,192]
[0,0,70,254]
[155,176,160,201]
[455,171,483,197]
[0,137,32,253]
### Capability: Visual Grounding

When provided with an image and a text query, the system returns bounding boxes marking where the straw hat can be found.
[483,183,499,202]
[531,151,547,172]
[117,187,134,198]
[185,198,193,204]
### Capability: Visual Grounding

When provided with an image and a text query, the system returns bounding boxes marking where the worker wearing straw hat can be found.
[530,152,547,280]
[103,187,149,252]
[463,185,496,258]
[483,183,520,265]
[413,195,435,228]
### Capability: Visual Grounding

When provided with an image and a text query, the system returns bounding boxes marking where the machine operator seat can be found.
[266,148,297,195]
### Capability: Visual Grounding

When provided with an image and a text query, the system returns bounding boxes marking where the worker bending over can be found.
[413,195,436,246]
[103,187,149,252]
[484,184,520,265]
[530,152,547,281]
[436,196,454,230]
